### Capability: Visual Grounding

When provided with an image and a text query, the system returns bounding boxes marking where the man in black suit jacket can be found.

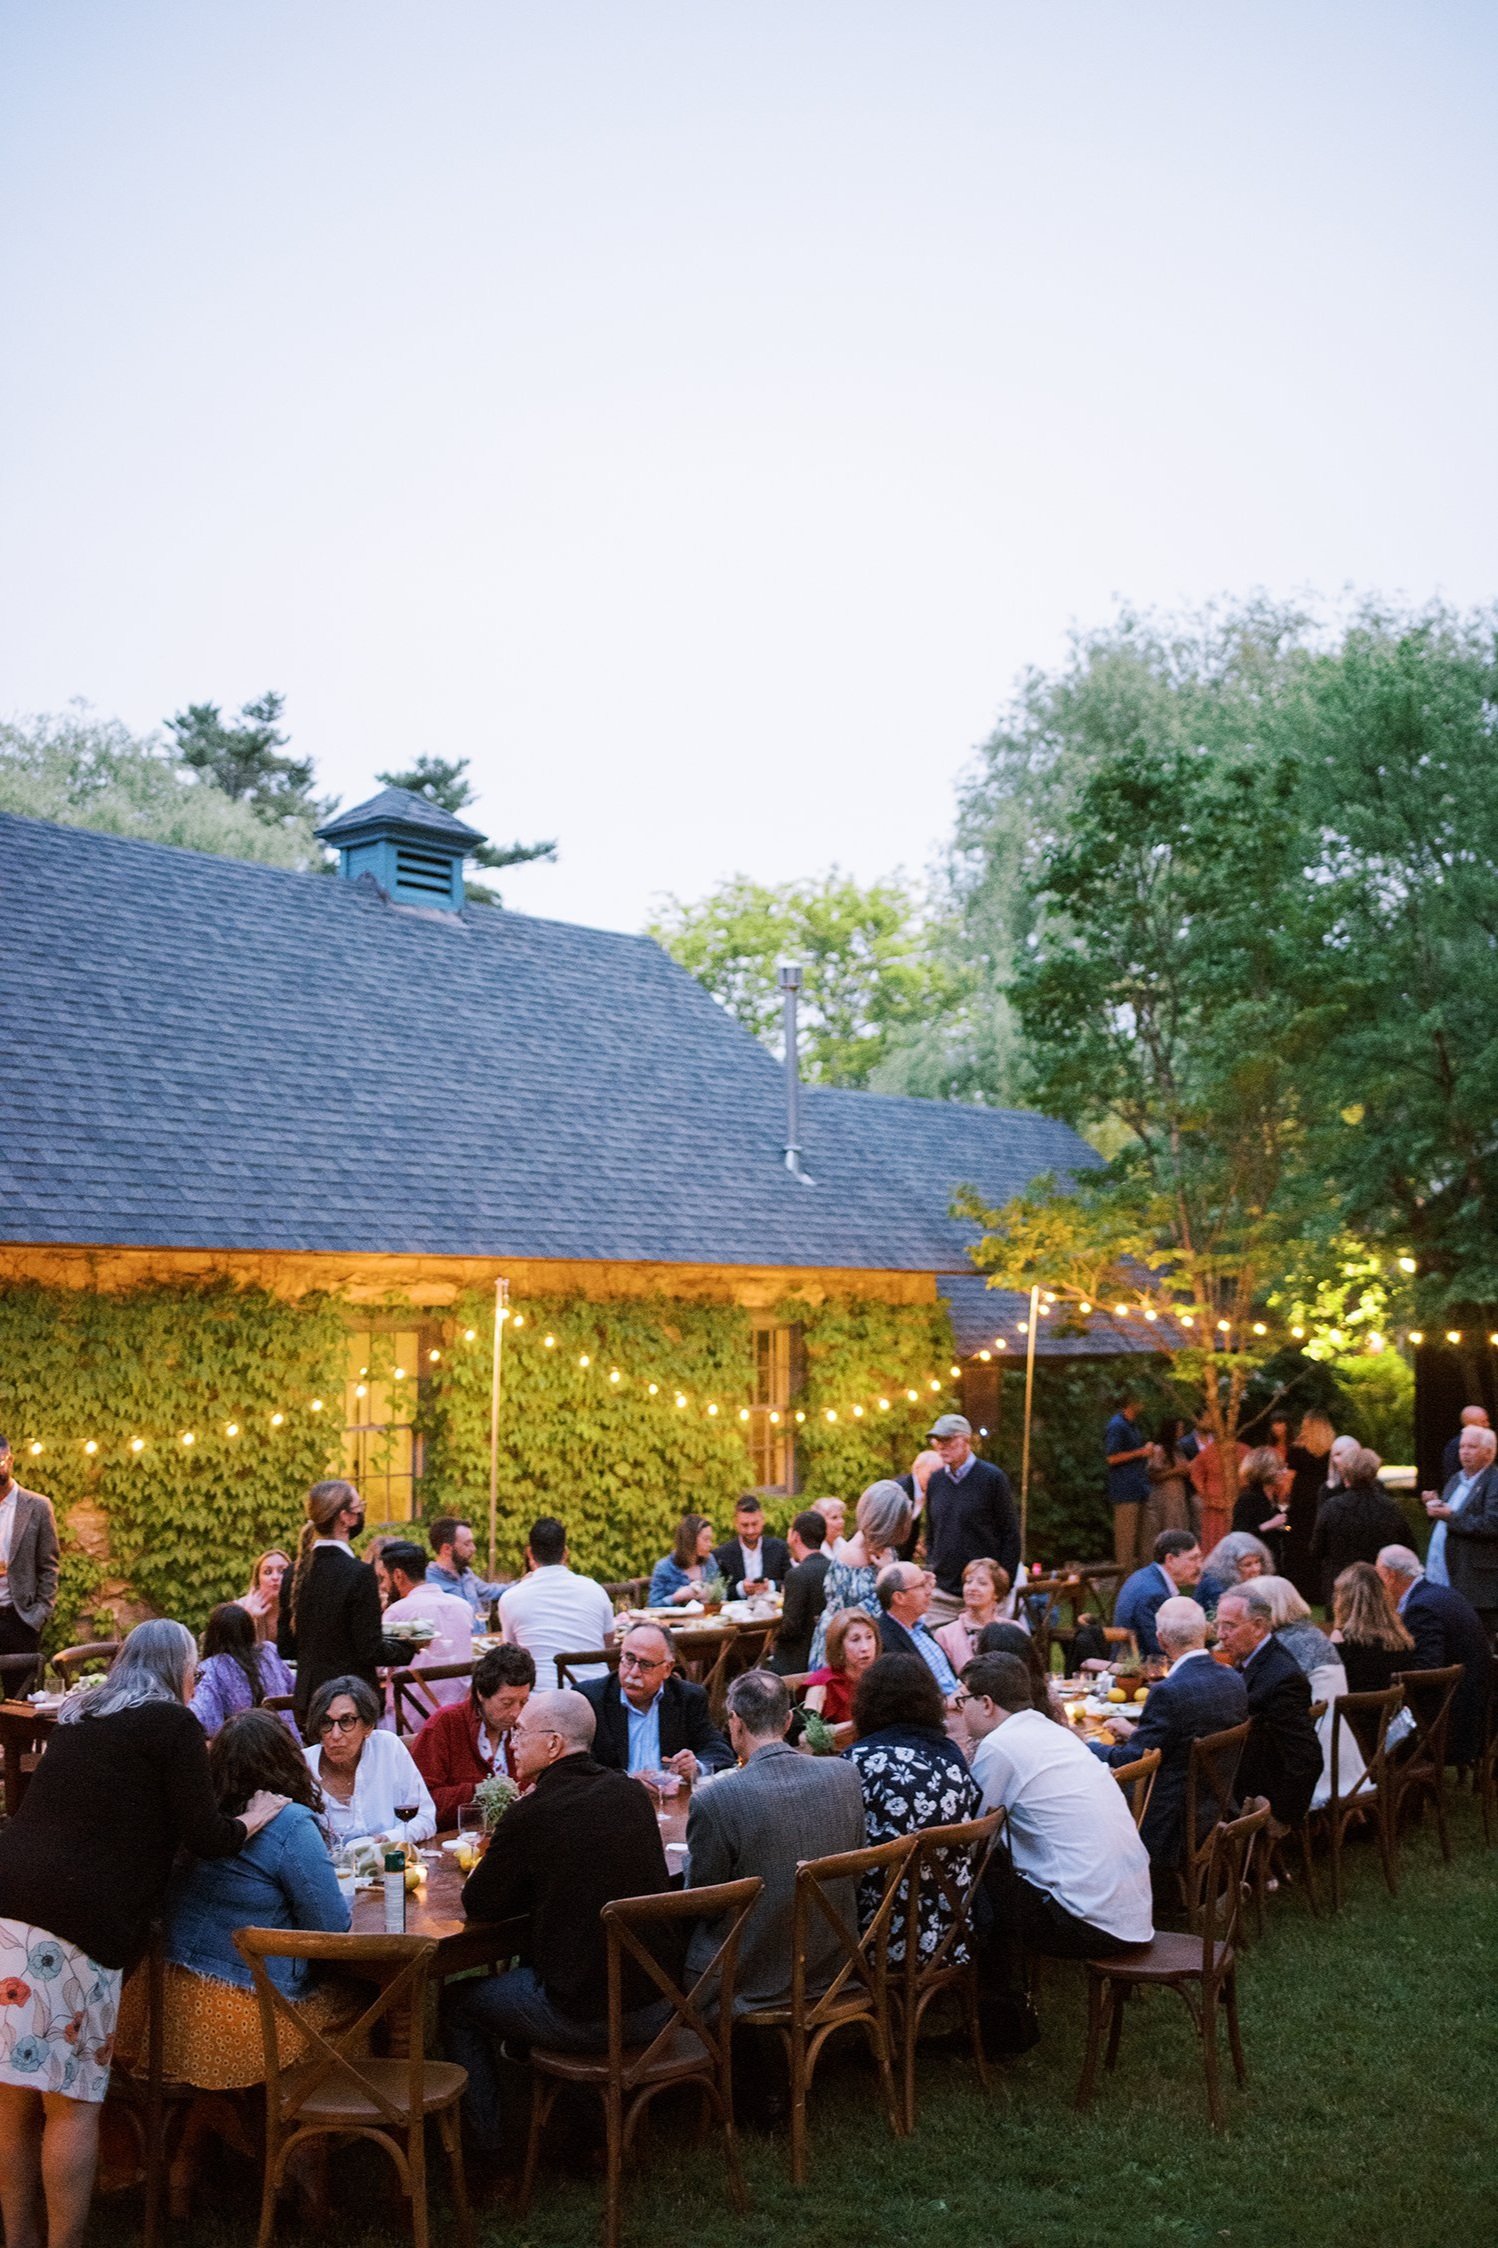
[771,1512,832,1674]
[1093,1596,1248,1868]
[923,1415,1021,1622]
[1214,1584,1321,1830]
[579,1622,732,1776]
[712,1494,791,1597]
[1378,1547,1492,1765]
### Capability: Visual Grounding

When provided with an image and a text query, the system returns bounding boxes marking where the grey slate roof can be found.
[317,787,486,848]
[1,814,1125,1349]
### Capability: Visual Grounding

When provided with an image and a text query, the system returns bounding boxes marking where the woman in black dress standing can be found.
[278,1479,402,1731]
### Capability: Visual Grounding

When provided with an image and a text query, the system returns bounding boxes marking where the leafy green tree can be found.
[165,691,332,832]
[648,871,961,1089]
[376,753,556,905]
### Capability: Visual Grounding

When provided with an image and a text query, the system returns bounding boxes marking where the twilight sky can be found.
[2,2,1494,931]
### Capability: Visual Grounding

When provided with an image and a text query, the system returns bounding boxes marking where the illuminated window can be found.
[342,1322,430,1523]
[747,1322,802,1494]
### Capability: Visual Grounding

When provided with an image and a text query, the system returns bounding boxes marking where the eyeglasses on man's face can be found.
[619,1649,670,1673]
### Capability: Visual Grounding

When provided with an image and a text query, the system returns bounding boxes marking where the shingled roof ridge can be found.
[316,785,486,847]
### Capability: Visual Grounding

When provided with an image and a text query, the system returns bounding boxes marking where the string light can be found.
[510,1318,524,1330]
[1180,1314,1194,1327]
[1217,1321,1231,1334]
[1018,1321,1029,1335]
[543,1335,555,1348]
[355,1382,368,1397]
[794,1410,806,1422]
[1113,1303,1128,1317]
[1143,1309,1158,1323]
[577,1354,590,1368]
[1079,1300,1092,1314]
[1446,1330,1462,1345]
[877,1396,891,1409]
[949,1365,962,1378]
[1409,1330,1424,1345]
[769,1410,780,1424]
[393,1367,406,1382]
[181,1431,195,1446]
[130,1437,144,1452]
[1397,1255,1417,1274]
[1251,1322,1266,1337]
[825,1409,838,1423]
[83,1439,97,1455]
[310,1398,324,1412]
[429,1347,442,1360]
[1290,1326,1305,1340]
[995,1339,1008,1351]
[905,1388,919,1402]
[647,1381,658,1395]
[226,1422,239,1437]
[463,1328,477,1342]
[609,1368,621,1384]
[852,1404,865,1417]
[675,1394,688,1409]
[706,1403,719,1416]
[977,1350,991,1362]
[739,1408,750,1422]
[270,1413,284,1427]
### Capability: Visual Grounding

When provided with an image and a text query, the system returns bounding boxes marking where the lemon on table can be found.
[1107,1687,1128,1704]
[1134,1686,1150,1703]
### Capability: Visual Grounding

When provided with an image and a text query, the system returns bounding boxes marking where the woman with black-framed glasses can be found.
[301,1674,436,1847]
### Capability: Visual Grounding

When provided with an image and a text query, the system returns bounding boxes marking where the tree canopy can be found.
[165,692,332,833]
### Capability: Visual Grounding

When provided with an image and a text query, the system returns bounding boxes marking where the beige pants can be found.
[1112,1502,1145,1569]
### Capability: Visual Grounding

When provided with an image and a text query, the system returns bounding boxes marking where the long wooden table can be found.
[0,1699,60,1816]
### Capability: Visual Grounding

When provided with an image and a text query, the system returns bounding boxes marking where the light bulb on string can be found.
[877,1396,890,1409]
[1217,1321,1230,1335]
[83,1439,97,1455]
[28,1441,41,1455]
[905,1389,919,1402]
[977,1351,991,1362]
[130,1437,144,1453]
[463,1329,476,1342]
[1079,1301,1092,1315]
[1113,1304,1128,1317]
[1181,1314,1195,1328]
[794,1410,805,1423]
[995,1339,1008,1351]
[226,1422,239,1437]
[706,1403,719,1416]
[543,1335,555,1348]
[1143,1309,1158,1323]
[825,1409,837,1423]
[1251,1322,1266,1337]
[577,1354,590,1368]
[270,1413,284,1428]
[738,1407,750,1422]
[1446,1330,1462,1345]
[181,1431,195,1447]
[1409,1330,1425,1345]
[852,1405,864,1418]
[609,1369,621,1384]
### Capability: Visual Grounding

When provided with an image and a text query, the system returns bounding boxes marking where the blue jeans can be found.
[440,1967,671,2154]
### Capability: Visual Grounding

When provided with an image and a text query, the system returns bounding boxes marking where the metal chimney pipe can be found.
[777,960,804,1177]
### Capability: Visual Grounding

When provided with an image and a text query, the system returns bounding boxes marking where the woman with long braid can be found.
[277,1480,401,1731]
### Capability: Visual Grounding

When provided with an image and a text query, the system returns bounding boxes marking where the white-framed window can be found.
[342,1320,432,1523]
[747,1321,801,1494]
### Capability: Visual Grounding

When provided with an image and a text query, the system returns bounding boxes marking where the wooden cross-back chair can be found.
[670,1623,740,1721]
[386,1661,475,1738]
[555,1648,622,1692]
[1391,1664,1464,1864]
[232,1928,473,2248]
[1180,1719,1252,1926]
[893,1809,1005,2130]
[1111,1747,1162,1832]
[518,1876,763,2248]
[603,1577,650,1612]
[51,1640,121,1688]
[1319,1683,1403,1910]
[1076,1798,1271,2131]
[740,1835,909,2184]
[1021,1574,1084,1667]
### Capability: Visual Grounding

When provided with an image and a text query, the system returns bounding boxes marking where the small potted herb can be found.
[472,1771,520,1833]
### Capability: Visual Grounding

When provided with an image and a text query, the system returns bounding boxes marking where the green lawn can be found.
[91,1793,1497,2248]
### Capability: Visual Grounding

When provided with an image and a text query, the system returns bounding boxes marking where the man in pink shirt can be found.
[379,1539,475,1711]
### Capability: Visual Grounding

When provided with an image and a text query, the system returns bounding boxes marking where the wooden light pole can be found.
[487,1275,509,1581]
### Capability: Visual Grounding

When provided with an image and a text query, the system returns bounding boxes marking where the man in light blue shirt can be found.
[425,1516,508,1620]
[876,1564,963,1699]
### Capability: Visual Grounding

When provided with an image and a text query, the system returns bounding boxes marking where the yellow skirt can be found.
[116,1960,363,2091]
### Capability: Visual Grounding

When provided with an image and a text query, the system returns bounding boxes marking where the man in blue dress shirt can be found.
[875,1563,964,1701]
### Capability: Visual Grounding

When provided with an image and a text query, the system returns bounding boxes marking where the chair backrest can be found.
[1391,1664,1463,1771]
[1331,1684,1402,1804]
[387,1660,475,1736]
[673,1625,739,1720]
[725,1620,779,1677]
[601,1877,763,2087]
[1184,1719,1252,1865]
[778,1671,819,1704]
[233,1928,436,2129]
[51,1640,121,1687]
[897,1809,1005,1998]
[604,1578,650,1611]
[555,1648,622,1692]
[791,1835,915,2024]
[1078,1566,1125,1622]
[1197,1797,1271,1968]
[1111,1746,1162,1831]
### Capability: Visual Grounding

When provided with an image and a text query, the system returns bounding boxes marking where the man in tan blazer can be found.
[0,1434,61,1693]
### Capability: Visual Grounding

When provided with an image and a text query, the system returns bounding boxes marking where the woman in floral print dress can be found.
[845,1653,981,1965]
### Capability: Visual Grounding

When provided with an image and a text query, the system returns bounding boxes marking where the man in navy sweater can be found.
[1113,1530,1204,1658]
[922,1414,1021,1625]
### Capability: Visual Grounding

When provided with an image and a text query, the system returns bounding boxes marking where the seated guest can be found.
[963,1653,1152,1982]
[1213,1583,1322,1833]
[496,1516,616,1689]
[847,1655,981,1963]
[1254,1575,1335,1671]
[578,1622,732,1778]
[1231,1446,1291,1565]
[711,1493,791,1598]
[236,1548,291,1644]
[1253,1574,1351,1812]
[974,1622,1066,1722]
[1195,1531,1273,1620]
[771,1511,832,1674]
[808,1482,913,1668]
[1311,1450,1408,1605]
[302,1675,437,1848]
[934,1557,1011,1673]
[1376,1545,1491,1765]
[1330,1561,1415,1693]
[377,1539,476,1708]
[122,1709,353,2088]
[875,1563,964,1706]
[443,1689,676,2162]
[425,1515,507,1617]
[411,1644,536,1825]
[648,1513,720,1607]
[685,1670,865,2011]
[802,1609,881,1722]
[190,1601,297,1734]
[1091,1597,1249,1869]
[1112,1531,1204,1659]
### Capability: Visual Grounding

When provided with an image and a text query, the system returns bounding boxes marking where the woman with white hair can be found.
[1194,1529,1274,1619]
[0,1619,286,2248]
[1256,1575,1358,1815]
[807,1480,913,1669]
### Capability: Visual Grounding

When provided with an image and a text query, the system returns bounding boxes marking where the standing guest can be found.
[685,1669,866,2013]
[425,1517,507,1619]
[896,1449,945,1560]
[1283,1413,1335,1603]
[1442,1404,1492,1486]
[1188,1428,1250,1555]
[802,1609,882,1723]
[812,1496,847,1554]
[302,1675,436,1848]
[711,1494,791,1598]
[847,1655,981,1963]
[411,1644,535,1825]
[0,1621,285,2248]
[190,1602,297,1735]
[923,1415,1021,1627]
[1329,1562,1415,1694]
[442,1690,675,2166]
[874,1564,965,1719]
[1112,1531,1204,1660]
[771,1511,832,1674]
[1423,1420,1498,1635]
[648,1513,720,1608]
[963,1652,1152,1993]
[975,1622,1067,1723]
[1104,1393,1154,1570]
[0,1432,60,1697]
[578,1622,732,1778]
[378,1539,476,1708]
[278,1480,403,1729]
[1090,1597,1249,1870]
[807,1482,912,1669]
[1231,1446,1292,1568]
[1195,1530,1273,1619]
[934,1557,1011,1674]
[495,1517,616,1689]
[236,1548,292,1645]
[1376,1545,1492,1765]
[1214,1584,1322,1835]
[1146,1417,1198,1543]
[1310,1448,1408,1605]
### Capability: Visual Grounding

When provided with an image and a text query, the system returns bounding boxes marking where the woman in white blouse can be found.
[302,1673,437,1847]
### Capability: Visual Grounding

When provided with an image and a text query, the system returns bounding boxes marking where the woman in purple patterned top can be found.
[189,1604,297,1736]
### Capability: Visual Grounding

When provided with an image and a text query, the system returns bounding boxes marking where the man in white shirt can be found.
[963,1652,1154,1979]
[378,1540,477,1710]
[496,1516,616,1689]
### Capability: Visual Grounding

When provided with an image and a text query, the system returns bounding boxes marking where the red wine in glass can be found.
[393,1798,420,1829]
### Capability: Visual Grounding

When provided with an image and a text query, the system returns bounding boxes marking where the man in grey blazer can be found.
[0,1436,61,1693]
[684,1668,866,2013]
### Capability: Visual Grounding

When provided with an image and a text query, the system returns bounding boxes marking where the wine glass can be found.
[654,1770,682,1827]
[456,1803,484,1871]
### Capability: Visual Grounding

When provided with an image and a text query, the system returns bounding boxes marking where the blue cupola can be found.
[316,787,485,913]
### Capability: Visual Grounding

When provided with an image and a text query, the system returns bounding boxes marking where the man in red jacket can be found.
[411,1643,535,1825]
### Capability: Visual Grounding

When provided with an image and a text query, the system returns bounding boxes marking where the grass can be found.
[90,1794,1498,2248]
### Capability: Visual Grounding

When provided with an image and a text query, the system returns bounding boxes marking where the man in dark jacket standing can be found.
[0,1434,60,1695]
[1423,1421,1498,1636]
[923,1414,1021,1625]
[771,1512,832,1674]
[579,1622,732,1776]
[1214,1582,1321,1832]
